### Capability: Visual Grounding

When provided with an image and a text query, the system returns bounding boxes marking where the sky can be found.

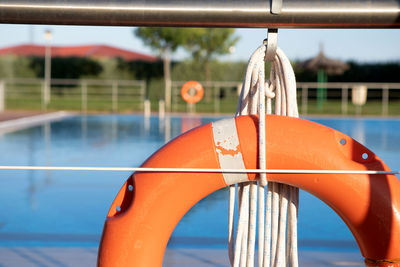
[0,24,399,63]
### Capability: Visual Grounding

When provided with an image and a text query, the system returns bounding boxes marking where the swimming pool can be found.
[0,114,398,252]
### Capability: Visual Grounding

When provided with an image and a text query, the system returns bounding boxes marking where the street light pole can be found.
[44,29,52,110]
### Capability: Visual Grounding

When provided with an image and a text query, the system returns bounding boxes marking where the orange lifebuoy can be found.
[180,80,204,103]
[98,115,400,267]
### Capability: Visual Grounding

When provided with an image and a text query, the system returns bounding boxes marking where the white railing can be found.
[1,78,146,113]
[297,82,400,116]
[172,81,400,115]
[1,79,399,115]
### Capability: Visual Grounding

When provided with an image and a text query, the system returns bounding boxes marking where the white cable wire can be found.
[287,186,299,267]
[0,165,397,174]
[229,185,236,266]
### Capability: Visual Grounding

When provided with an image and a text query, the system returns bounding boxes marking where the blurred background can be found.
[0,25,399,116]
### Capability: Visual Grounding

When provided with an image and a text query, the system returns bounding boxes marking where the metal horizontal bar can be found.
[0,0,399,28]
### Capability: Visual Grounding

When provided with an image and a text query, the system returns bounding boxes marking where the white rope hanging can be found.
[229,41,300,267]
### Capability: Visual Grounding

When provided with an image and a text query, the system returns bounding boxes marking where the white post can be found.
[158,99,165,134]
[112,82,118,113]
[44,30,52,109]
[81,82,87,113]
[0,80,4,112]
[164,115,171,143]
[144,99,151,133]
[144,99,151,117]
[158,99,165,120]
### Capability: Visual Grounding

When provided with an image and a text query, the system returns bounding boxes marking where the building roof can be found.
[0,44,158,62]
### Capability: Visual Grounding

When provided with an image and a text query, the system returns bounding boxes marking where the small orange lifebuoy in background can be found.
[181,80,204,103]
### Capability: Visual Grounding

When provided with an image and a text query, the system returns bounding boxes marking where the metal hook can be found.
[264,0,281,61]
[264,28,278,61]
[270,0,283,14]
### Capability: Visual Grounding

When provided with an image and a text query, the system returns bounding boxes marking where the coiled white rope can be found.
[272,46,300,267]
[229,42,301,267]
[231,44,263,267]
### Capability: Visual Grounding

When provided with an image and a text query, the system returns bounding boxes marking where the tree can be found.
[29,57,102,95]
[0,56,36,78]
[134,27,190,111]
[183,28,239,101]
[29,57,102,79]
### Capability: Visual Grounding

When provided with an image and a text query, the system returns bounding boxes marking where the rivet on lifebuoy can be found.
[180,80,204,103]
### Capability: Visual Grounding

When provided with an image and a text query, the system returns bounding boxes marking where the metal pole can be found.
[158,99,165,120]
[44,44,51,106]
[144,99,151,117]
[0,0,399,28]
[143,101,150,133]
[44,30,52,109]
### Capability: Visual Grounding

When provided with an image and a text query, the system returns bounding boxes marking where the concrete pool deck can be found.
[0,111,73,134]
[0,247,364,267]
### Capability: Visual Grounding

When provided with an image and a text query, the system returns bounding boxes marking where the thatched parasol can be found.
[299,49,349,75]
[299,46,349,111]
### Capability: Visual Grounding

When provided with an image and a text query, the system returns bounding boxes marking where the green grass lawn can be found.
[171,98,400,116]
[4,94,400,116]
[302,100,400,116]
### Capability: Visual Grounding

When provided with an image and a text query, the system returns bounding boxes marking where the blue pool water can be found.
[0,115,399,252]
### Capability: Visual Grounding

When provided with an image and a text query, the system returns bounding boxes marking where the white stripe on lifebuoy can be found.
[212,118,248,185]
